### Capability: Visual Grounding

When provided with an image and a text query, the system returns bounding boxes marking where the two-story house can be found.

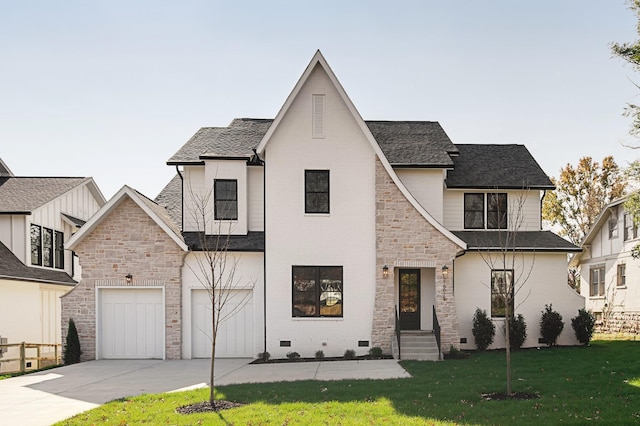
[570,195,640,333]
[0,158,105,369]
[62,51,584,362]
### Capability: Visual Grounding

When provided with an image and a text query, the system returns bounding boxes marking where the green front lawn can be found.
[57,340,640,425]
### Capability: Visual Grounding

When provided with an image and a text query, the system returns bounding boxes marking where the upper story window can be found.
[305,170,329,214]
[491,269,513,318]
[214,179,238,220]
[617,264,626,287]
[464,193,507,229]
[590,266,605,297]
[609,217,619,239]
[30,224,64,269]
[292,266,343,317]
[312,94,325,138]
[624,213,638,241]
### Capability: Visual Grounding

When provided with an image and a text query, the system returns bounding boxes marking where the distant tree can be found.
[542,156,626,246]
[63,318,81,365]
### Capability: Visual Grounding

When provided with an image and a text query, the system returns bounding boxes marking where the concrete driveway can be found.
[0,358,410,426]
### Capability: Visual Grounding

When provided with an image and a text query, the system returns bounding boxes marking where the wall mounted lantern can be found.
[125,274,133,284]
[382,265,389,279]
[442,265,449,279]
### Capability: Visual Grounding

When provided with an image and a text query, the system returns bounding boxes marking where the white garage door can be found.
[99,289,164,359]
[192,289,253,358]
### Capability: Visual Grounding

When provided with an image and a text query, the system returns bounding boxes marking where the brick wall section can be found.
[61,197,185,361]
[373,159,462,353]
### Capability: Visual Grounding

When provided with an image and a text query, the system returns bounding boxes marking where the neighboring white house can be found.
[62,51,584,362]
[570,195,640,333]
[0,159,105,371]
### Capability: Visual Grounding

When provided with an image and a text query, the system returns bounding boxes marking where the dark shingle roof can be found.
[154,174,182,227]
[0,241,76,285]
[0,177,88,213]
[451,230,581,252]
[167,119,273,164]
[366,121,458,167]
[445,144,554,189]
[183,231,264,252]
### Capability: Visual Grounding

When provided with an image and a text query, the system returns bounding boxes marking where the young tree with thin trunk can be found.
[186,182,254,409]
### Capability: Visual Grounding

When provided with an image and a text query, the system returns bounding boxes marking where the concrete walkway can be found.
[0,358,410,426]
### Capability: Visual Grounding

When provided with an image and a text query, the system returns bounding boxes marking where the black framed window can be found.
[464,193,484,229]
[292,266,343,317]
[214,179,238,220]
[487,193,507,229]
[491,269,513,318]
[42,227,53,267]
[54,230,64,269]
[590,266,605,297]
[30,224,42,266]
[305,170,329,214]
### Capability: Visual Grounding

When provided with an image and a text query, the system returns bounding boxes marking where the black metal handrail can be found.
[395,306,401,360]
[433,305,441,360]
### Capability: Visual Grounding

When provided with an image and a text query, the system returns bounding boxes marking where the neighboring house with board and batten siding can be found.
[62,51,584,362]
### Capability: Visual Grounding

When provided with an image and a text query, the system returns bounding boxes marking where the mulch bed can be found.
[250,355,392,364]
[481,392,540,401]
[176,400,244,414]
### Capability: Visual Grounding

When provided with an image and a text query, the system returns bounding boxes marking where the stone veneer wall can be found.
[61,197,185,361]
[373,159,462,353]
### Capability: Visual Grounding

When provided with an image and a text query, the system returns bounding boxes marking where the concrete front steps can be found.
[397,330,440,361]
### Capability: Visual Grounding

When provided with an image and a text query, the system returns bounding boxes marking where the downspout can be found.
[540,190,547,231]
[175,166,184,232]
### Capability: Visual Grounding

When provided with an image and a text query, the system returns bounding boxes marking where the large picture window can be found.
[305,170,330,214]
[214,179,238,220]
[590,266,605,297]
[487,193,507,229]
[491,269,513,318]
[292,266,343,317]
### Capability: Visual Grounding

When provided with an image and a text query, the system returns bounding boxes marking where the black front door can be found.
[399,269,420,330]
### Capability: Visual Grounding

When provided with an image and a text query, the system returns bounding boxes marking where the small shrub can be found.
[445,345,467,359]
[63,318,82,365]
[286,351,300,360]
[507,314,527,350]
[472,308,495,351]
[369,346,383,359]
[344,349,356,360]
[315,350,325,359]
[540,304,564,346]
[571,309,596,346]
[257,351,270,361]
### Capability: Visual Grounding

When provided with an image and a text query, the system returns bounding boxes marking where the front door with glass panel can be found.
[399,269,420,330]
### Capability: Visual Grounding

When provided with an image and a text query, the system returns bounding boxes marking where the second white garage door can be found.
[192,289,254,358]
[99,288,164,359]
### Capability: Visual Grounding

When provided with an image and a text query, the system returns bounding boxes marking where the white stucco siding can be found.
[396,169,445,223]
[443,189,542,231]
[181,252,264,359]
[263,63,377,358]
[248,167,264,232]
[455,252,583,350]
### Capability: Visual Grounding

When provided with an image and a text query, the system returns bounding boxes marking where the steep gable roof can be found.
[0,158,13,176]
[445,144,554,189]
[66,185,187,252]
[155,174,183,226]
[0,240,76,285]
[0,177,104,214]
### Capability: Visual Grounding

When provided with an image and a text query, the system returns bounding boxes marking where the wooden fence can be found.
[0,342,61,374]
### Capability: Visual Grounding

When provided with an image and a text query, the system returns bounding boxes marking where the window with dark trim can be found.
[305,170,330,214]
[214,179,238,220]
[590,266,605,297]
[487,193,507,229]
[42,227,53,267]
[54,230,64,269]
[464,193,484,229]
[292,266,343,317]
[491,269,513,318]
[30,224,42,266]
[617,264,626,287]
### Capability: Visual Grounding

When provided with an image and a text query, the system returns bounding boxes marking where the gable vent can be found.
[312,94,325,138]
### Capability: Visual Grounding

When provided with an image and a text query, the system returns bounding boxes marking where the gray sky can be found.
[1,1,638,199]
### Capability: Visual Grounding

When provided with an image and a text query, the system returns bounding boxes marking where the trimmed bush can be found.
[286,351,300,360]
[572,309,596,346]
[257,351,270,361]
[344,349,356,360]
[472,308,495,350]
[507,314,527,350]
[63,318,81,365]
[540,304,564,346]
[369,346,383,359]
[315,350,325,359]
